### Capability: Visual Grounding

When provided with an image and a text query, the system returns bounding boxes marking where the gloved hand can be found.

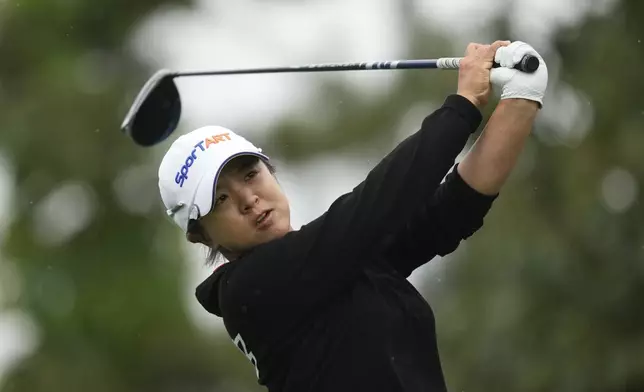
[491,41,548,108]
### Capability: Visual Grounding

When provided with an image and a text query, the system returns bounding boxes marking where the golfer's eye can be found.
[214,194,228,206]
[245,170,259,181]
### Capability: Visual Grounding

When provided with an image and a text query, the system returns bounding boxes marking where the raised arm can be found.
[381,41,549,277]
[458,41,547,194]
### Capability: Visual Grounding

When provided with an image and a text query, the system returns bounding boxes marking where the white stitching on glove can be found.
[490,41,549,108]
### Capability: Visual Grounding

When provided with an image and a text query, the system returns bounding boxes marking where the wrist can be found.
[457,93,481,110]
[498,98,540,111]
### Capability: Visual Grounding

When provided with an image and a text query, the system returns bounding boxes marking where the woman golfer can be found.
[157,40,548,392]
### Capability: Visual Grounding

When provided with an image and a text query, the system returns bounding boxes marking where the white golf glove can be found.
[491,41,548,108]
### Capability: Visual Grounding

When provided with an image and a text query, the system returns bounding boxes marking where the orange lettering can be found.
[204,133,232,148]
[205,137,217,148]
[214,133,231,143]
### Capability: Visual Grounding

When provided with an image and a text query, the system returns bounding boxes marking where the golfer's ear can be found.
[186,219,211,246]
[187,231,208,245]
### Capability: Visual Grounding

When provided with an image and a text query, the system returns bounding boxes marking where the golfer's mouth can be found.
[256,209,274,228]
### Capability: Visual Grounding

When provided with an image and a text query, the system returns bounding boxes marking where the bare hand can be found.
[457,40,510,109]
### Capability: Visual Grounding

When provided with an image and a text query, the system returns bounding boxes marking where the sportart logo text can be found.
[175,133,232,187]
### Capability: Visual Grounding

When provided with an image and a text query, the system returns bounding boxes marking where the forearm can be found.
[349,95,479,234]
[384,164,497,277]
[457,99,539,195]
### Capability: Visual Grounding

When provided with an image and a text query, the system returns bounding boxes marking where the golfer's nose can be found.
[238,188,259,213]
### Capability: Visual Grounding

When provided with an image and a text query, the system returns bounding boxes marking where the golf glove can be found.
[491,41,548,108]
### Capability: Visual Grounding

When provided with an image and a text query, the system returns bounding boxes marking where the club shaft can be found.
[172,59,462,78]
[172,54,539,78]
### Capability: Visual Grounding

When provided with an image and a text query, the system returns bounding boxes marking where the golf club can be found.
[121,54,540,147]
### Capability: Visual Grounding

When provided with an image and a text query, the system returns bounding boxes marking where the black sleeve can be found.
[381,164,498,278]
[218,95,482,318]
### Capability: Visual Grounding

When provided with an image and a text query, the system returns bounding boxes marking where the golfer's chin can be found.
[256,216,291,243]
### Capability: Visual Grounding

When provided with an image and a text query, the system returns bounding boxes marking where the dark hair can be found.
[187,156,277,267]
[185,218,223,267]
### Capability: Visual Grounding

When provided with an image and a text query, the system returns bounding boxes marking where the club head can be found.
[121,69,181,147]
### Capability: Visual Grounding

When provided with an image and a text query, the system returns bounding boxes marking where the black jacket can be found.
[196,94,497,392]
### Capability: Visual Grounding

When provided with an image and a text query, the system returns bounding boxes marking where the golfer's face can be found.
[201,157,291,253]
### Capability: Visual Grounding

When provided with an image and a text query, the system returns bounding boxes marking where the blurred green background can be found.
[0,0,642,391]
